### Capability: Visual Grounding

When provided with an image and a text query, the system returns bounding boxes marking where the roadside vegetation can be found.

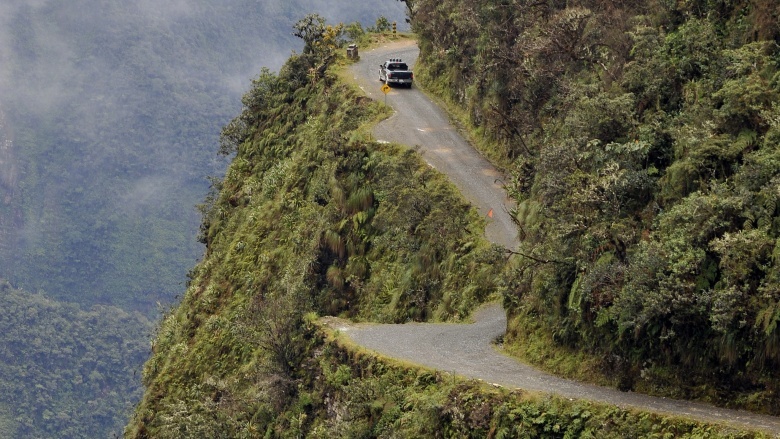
[406,0,780,413]
[127,12,775,437]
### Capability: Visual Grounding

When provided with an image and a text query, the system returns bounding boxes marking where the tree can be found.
[291,14,344,84]
[374,16,392,33]
[344,21,365,42]
[293,14,326,54]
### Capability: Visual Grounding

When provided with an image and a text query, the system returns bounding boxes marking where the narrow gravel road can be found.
[349,40,517,250]
[335,304,780,435]
[341,40,780,436]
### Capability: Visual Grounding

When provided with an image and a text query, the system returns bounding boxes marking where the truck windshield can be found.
[388,63,408,71]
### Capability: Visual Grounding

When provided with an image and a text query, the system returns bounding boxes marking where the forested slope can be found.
[126,24,510,437]
[0,280,152,438]
[407,0,780,412]
[128,16,773,438]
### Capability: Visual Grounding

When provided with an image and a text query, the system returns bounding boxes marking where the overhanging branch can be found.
[505,249,567,265]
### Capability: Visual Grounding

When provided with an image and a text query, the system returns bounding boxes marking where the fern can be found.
[494,426,511,439]
[757,301,780,337]
[347,186,374,213]
[567,274,584,312]
[323,229,345,258]
[743,210,756,230]
[326,266,345,289]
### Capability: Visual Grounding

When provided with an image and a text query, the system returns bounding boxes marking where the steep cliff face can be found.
[408,0,780,412]
[127,0,780,434]
[124,36,509,437]
[125,45,771,436]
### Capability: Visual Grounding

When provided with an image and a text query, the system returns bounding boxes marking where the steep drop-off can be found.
[127,25,774,437]
[0,281,152,438]
[0,0,408,312]
[125,32,508,437]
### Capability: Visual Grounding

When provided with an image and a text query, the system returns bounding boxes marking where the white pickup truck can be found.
[379,58,413,88]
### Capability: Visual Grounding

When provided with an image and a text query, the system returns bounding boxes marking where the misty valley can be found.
[0,1,406,437]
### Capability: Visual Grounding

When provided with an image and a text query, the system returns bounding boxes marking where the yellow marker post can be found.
[381,83,391,105]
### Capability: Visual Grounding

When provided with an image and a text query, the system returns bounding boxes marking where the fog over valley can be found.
[0,0,407,312]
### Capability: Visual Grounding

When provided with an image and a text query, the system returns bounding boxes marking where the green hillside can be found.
[0,280,153,438]
[126,10,777,437]
[409,0,780,413]
[125,24,509,437]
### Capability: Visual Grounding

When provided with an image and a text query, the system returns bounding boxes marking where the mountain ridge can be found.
[127,10,780,434]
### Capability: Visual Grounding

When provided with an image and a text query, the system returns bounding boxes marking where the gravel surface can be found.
[333,304,780,435]
[349,40,517,250]
[341,40,780,436]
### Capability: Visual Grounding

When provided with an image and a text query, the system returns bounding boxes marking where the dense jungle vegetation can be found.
[127,14,770,438]
[0,280,152,438]
[406,0,780,413]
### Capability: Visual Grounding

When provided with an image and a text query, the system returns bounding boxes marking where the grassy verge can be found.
[502,314,616,387]
[412,55,515,172]
[314,319,770,438]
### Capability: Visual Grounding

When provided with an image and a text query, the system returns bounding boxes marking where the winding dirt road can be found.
[342,40,780,435]
[349,40,517,250]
